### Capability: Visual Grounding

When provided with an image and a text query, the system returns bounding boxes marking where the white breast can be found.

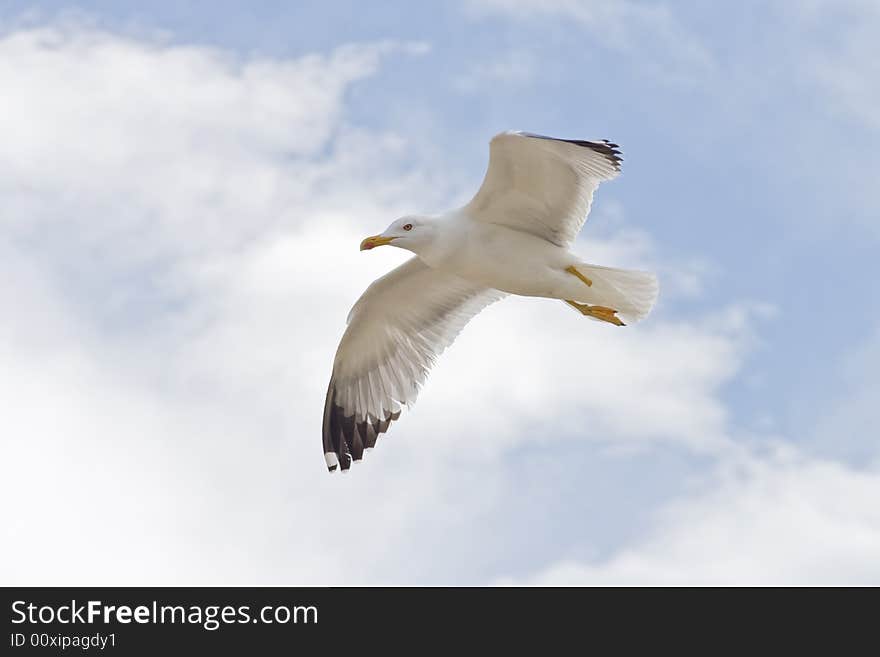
[427,216,571,298]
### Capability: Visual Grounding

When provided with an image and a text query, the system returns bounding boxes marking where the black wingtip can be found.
[566,138,623,171]
[517,131,623,171]
[322,381,405,474]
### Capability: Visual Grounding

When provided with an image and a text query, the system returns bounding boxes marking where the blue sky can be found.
[2,1,879,584]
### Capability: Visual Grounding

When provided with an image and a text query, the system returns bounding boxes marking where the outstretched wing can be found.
[323,257,504,471]
[464,131,622,247]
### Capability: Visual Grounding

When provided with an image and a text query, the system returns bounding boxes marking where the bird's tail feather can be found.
[573,263,659,324]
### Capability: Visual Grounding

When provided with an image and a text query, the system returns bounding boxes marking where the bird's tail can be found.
[572,263,659,324]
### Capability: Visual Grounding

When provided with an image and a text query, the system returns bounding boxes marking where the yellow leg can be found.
[565,265,593,287]
[565,300,626,326]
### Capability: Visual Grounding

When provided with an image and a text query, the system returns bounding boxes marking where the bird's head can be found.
[360,215,435,255]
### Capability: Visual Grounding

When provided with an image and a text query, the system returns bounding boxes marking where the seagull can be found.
[323,131,658,471]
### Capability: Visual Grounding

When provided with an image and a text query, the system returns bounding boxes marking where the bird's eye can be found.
[403,223,413,231]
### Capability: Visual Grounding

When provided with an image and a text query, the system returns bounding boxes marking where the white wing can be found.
[464,131,622,247]
[323,257,504,471]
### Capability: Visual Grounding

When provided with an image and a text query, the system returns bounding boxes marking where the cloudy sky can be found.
[2,1,879,585]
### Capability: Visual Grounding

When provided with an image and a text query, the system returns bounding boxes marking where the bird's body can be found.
[322,131,659,471]
[417,212,576,300]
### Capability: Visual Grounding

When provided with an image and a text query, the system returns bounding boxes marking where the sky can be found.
[1,1,879,585]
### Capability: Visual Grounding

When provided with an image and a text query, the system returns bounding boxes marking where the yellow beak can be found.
[360,234,396,251]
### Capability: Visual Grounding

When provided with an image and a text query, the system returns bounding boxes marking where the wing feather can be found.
[464,131,622,247]
[323,257,503,471]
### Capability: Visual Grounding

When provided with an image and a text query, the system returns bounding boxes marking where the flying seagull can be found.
[323,131,658,471]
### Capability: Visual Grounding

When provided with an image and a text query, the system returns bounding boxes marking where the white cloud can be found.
[0,22,770,585]
[0,24,428,260]
[505,452,880,585]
